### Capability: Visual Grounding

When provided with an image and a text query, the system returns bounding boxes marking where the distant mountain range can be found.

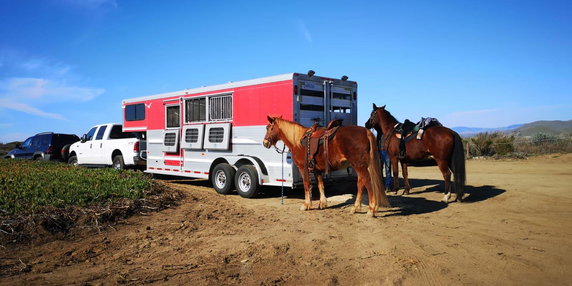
[453,120,572,137]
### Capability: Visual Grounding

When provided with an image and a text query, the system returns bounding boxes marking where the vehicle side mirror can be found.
[81,134,87,143]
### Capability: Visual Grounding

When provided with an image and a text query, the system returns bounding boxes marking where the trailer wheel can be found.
[212,163,235,195]
[235,165,260,198]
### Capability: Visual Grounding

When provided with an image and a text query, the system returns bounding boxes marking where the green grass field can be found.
[0,159,153,214]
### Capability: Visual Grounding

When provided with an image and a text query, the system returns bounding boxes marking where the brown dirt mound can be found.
[0,182,184,245]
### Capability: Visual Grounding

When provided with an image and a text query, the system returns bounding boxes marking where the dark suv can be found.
[4,132,80,161]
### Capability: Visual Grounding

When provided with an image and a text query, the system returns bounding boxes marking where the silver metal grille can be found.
[209,95,232,121]
[164,132,177,146]
[208,127,224,143]
[185,129,199,143]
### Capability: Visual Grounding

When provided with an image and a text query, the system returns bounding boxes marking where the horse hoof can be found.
[350,206,356,214]
[319,202,327,209]
[442,193,451,203]
[367,210,375,217]
[300,204,310,211]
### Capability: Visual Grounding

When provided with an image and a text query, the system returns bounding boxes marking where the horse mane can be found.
[381,108,400,125]
[275,118,307,148]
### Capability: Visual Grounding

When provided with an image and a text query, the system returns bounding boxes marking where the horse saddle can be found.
[394,117,442,140]
[301,119,343,175]
[394,117,442,159]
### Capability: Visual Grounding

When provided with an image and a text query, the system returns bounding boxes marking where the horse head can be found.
[263,115,282,148]
[365,103,386,130]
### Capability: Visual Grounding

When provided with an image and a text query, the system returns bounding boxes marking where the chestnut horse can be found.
[365,104,466,202]
[263,116,391,216]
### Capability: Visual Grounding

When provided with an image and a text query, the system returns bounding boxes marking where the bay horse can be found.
[365,104,466,202]
[263,116,391,216]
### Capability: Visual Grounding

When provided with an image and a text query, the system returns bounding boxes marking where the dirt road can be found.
[2,154,572,285]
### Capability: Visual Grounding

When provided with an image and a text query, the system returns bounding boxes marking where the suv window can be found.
[32,134,51,149]
[21,137,33,149]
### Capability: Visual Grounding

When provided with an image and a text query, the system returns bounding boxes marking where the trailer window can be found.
[166,105,180,128]
[125,104,145,121]
[209,95,232,121]
[185,98,206,122]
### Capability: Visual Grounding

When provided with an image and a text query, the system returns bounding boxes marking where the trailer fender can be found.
[222,156,269,185]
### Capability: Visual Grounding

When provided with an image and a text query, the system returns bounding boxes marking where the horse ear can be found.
[381,105,386,109]
[373,103,378,109]
[267,115,274,123]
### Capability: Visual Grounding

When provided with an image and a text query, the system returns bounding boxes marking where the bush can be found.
[466,132,572,158]
[0,160,153,214]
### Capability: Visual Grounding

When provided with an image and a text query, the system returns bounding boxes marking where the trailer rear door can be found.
[296,78,357,127]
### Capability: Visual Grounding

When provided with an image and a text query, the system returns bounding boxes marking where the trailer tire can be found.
[212,163,235,195]
[235,165,260,198]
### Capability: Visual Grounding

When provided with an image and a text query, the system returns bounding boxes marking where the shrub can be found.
[0,160,153,214]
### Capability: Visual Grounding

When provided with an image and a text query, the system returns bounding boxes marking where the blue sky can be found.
[1,0,571,142]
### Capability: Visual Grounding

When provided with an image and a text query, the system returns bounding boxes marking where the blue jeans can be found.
[379,150,392,189]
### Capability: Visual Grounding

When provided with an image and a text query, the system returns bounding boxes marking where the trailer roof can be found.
[123,73,297,104]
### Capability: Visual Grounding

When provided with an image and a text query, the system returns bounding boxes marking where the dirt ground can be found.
[2,154,572,285]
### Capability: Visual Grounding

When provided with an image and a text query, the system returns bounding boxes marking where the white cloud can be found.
[0,53,105,120]
[442,105,572,128]
[1,77,104,103]
[0,99,66,120]
[297,20,313,44]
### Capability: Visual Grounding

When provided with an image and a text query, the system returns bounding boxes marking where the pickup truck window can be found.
[85,127,97,141]
[95,126,107,140]
[109,125,138,139]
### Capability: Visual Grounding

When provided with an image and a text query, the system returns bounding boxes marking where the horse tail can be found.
[367,130,391,208]
[450,131,466,201]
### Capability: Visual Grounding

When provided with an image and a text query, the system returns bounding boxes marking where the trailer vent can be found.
[208,127,225,143]
[185,129,199,143]
[164,132,177,146]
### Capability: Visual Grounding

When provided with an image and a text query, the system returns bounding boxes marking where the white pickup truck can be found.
[68,123,146,169]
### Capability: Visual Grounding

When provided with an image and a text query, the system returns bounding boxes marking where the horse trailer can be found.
[122,72,358,197]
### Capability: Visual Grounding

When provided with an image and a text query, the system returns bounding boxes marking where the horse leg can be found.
[316,173,327,209]
[401,161,411,195]
[300,172,313,211]
[391,157,400,193]
[359,169,378,217]
[436,160,452,203]
[352,175,364,214]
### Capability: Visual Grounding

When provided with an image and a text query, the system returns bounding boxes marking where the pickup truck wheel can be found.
[212,163,235,195]
[112,155,125,170]
[68,156,78,166]
[235,165,260,198]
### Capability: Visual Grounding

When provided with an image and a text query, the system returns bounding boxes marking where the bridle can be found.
[369,108,397,150]
[264,120,286,154]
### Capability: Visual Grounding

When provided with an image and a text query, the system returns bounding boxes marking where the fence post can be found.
[466,142,470,158]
